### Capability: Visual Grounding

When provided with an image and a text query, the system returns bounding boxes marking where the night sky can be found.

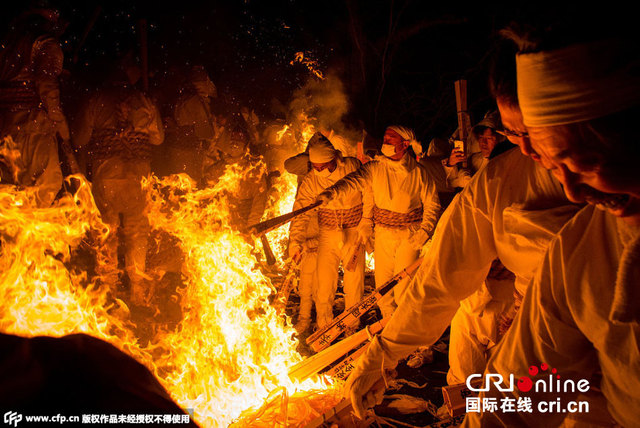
[1,0,591,141]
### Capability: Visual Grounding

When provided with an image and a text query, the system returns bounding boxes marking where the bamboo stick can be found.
[289,318,388,382]
[307,258,423,352]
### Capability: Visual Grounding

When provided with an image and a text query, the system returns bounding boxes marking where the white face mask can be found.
[315,168,332,178]
[381,143,397,158]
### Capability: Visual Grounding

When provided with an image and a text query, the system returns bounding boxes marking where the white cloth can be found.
[315,227,365,326]
[387,125,422,157]
[290,156,370,326]
[297,246,318,321]
[386,126,415,142]
[464,205,639,427]
[446,275,515,385]
[290,156,369,243]
[344,149,579,408]
[308,133,336,164]
[517,39,640,127]
[326,152,440,236]
[325,152,440,316]
[374,227,420,318]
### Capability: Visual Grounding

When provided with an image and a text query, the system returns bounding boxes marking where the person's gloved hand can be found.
[409,228,430,250]
[304,237,319,252]
[345,369,387,419]
[315,190,333,206]
[357,218,374,253]
[343,336,393,419]
[288,242,303,262]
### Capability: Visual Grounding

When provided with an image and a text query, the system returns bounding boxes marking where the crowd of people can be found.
[1,4,639,427]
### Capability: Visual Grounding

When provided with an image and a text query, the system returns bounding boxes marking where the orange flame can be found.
[1,165,341,426]
[0,175,150,361]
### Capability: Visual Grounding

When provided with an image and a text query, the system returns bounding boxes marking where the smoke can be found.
[287,70,359,157]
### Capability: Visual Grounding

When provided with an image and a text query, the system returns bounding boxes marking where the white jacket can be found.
[347,148,580,381]
[465,205,640,428]
[325,152,440,235]
[290,156,370,245]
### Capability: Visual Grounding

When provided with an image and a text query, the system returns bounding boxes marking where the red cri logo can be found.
[517,363,557,392]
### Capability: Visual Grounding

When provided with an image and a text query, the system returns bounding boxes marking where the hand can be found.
[409,228,430,250]
[344,365,387,419]
[315,190,332,206]
[357,219,374,253]
[288,243,302,262]
[447,149,466,166]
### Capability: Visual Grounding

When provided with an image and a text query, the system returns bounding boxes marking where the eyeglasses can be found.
[496,128,529,139]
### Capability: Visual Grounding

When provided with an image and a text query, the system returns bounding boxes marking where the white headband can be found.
[308,133,336,163]
[517,39,640,127]
[387,125,422,156]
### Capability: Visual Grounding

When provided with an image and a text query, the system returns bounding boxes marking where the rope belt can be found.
[373,205,423,229]
[317,203,363,229]
[0,81,40,111]
[89,130,152,162]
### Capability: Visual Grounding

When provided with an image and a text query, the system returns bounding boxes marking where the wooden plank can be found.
[289,318,388,382]
[306,258,422,352]
[454,79,471,168]
[344,238,364,272]
[324,343,368,381]
[441,378,482,417]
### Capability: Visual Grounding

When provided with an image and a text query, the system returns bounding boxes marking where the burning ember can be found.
[290,52,324,80]
[0,161,342,426]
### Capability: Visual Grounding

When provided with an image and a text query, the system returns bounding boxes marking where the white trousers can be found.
[374,227,420,318]
[297,249,318,321]
[315,227,365,327]
[93,177,149,288]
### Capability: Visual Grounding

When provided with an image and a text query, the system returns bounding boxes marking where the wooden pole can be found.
[288,318,388,382]
[245,201,321,237]
[306,258,423,352]
[454,79,471,168]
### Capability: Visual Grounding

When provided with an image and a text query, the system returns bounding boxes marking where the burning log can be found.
[259,235,276,265]
[245,201,322,237]
[272,255,302,314]
[288,318,388,382]
[306,258,423,352]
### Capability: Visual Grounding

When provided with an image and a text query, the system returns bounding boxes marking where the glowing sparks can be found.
[275,124,290,142]
[290,52,324,80]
